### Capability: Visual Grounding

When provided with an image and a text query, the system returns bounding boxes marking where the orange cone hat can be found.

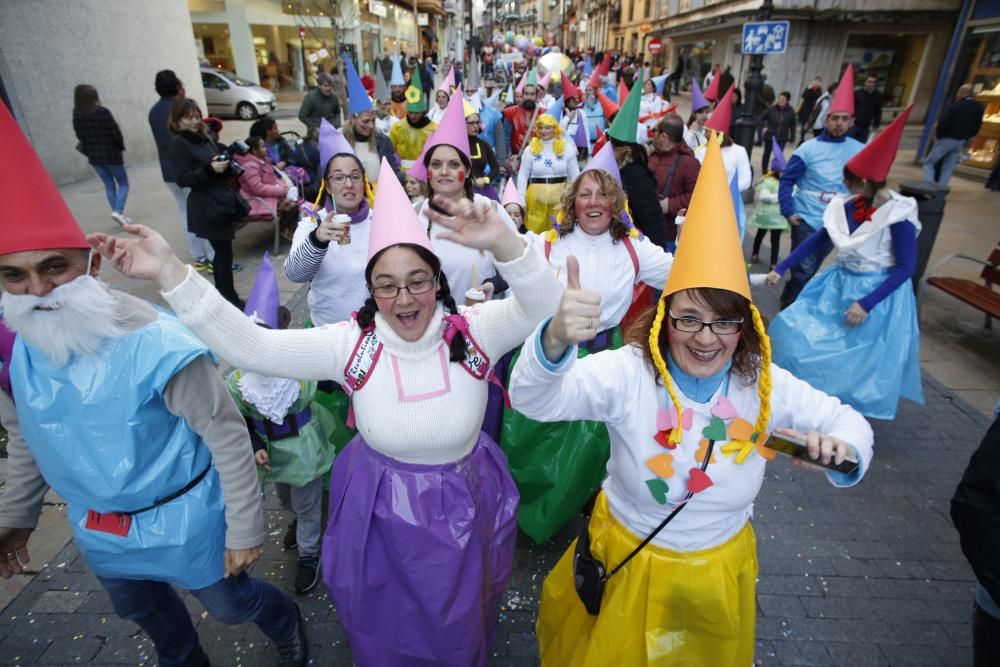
[846,105,912,182]
[0,103,88,256]
[704,84,734,135]
[596,90,619,120]
[662,134,749,300]
[828,63,855,116]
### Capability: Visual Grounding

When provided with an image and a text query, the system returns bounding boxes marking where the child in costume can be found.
[500,177,526,233]
[501,142,675,545]
[97,157,562,667]
[516,114,580,233]
[509,136,873,666]
[226,254,337,594]
[749,137,791,269]
[404,174,428,210]
[766,108,924,420]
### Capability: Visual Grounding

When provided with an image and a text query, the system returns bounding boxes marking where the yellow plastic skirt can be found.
[537,493,759,666]
[524,182,566,234]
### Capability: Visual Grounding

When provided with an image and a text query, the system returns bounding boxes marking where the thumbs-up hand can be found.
[542,255,602,362]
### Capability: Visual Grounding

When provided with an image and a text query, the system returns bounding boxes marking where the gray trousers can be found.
[274,478,323,559]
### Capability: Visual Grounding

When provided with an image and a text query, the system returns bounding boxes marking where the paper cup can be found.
[464,288,486,307]
[334,214,351,245]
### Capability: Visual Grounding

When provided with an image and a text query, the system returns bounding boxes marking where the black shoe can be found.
[293,559,319,594]
[276,603,308,666]
[282,520,297,550]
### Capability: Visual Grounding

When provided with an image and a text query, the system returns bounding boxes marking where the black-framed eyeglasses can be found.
[327,173,363,184]
[370,276,438,299]
[668,310,743,335]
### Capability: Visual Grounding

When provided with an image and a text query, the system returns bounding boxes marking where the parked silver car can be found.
[200,67,276,120]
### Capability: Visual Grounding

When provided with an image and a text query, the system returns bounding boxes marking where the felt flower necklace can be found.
[852,195,877,223]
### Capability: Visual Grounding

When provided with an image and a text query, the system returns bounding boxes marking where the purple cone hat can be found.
[407,84,470,182]
[319,119,355,174]
[244,252,280,328]
[574,110,589,149]
[582,142,621,184]
[770,137,787,172]
[691,77,709,112]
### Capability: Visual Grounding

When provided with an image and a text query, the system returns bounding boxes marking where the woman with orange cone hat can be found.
[91,156,562,666]
[765,107,923,420]
[509,137,873,665]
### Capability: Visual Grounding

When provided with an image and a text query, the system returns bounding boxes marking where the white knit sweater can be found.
[162,240,561,464]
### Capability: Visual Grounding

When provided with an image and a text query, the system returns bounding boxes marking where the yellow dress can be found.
[389,119,437,172]
[537,493,758,666]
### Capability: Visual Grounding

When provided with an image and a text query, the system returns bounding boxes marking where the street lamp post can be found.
[732,0,773,162]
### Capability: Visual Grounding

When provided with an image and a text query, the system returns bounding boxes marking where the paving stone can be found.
[37,636,103,664]
[876,642,947,665]
[30,591,89,614]
[823,641,890,666]
[770,639,834,665]
[90,636,154,665]
[757,595,807,618]
[0,636,52,665]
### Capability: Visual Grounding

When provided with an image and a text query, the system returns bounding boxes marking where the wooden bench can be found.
[238,196,282,255]
[923,242,1000,329]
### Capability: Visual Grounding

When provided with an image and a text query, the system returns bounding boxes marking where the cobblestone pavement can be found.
[0,261,993,666]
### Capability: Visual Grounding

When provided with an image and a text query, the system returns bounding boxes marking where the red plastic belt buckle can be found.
[85,510,131,537]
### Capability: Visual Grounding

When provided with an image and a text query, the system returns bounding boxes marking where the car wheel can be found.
[237,102,258,120]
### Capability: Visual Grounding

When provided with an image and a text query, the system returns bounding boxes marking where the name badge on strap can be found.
[85,510,132,538]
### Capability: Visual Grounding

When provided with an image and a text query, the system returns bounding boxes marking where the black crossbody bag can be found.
[574,438,717,615]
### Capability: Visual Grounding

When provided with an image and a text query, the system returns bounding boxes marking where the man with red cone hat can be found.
[777,64,864,308]
[765,107,924,420]
[0,104,307,665]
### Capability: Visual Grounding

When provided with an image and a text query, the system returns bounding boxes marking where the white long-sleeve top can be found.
[283,210,373,326]
[695,142,753,192]
[515,139,580,193]
[510,332,874,551]
[427,104,447,124]
[417,194,519,297]
[162,240,561,465]
[527,226,673,330]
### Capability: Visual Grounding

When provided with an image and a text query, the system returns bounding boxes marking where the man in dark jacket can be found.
[752,72,776,145]
[148,70,215,268]
[297,73,341,129]
[924,84,984,186]
[671,54,684,95]
[716,66,735,101]
[852,74,882,143]
[761,91,797,174]
[797,76,822,142]
[647,113,700,251]
[951,414,1000,666]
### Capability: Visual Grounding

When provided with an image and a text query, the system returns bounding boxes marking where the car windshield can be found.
[214,70,253,86]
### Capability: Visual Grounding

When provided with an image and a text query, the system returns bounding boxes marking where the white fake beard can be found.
[1,275,127,367]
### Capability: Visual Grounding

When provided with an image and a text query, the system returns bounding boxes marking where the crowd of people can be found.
[1,43,995,666]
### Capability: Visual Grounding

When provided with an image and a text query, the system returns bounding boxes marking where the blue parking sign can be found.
[741,21,790,55]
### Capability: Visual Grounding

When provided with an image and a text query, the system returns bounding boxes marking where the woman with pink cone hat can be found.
[409,85,520,300]
[90,156,563,666]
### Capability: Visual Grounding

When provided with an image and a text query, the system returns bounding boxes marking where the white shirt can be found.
[510,340,874,551]
[353,140,381,184]
[684,125,706,150]
[695,143,753,192]
[527,226,673,330]
[427,104,448,124]
[515,139,580,192]
[375,113,399,136]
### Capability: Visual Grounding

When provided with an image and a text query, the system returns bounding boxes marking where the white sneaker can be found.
[110,212,127,226]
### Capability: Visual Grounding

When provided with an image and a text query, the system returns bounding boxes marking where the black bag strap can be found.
[658,151,686,201]
[602,438,716,582]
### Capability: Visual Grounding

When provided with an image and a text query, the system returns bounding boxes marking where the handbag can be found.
[573,438,717,615]
[204,184,250,225]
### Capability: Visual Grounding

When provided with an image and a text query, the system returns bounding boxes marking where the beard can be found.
[521,100,537,111]
[1,275,127,367]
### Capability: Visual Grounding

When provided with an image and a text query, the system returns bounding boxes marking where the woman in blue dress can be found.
[765,108,923,420]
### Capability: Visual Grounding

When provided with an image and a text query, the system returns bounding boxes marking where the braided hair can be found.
[357,243,467,362]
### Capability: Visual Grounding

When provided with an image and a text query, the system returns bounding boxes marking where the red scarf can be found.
[852,195,877,223]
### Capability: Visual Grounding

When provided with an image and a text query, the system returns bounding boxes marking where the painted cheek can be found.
[456,169,466,182]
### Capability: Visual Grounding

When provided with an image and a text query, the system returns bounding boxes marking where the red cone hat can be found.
[0,103,87,256]
[703,71,721,102]
[704,84,734,135]
[846,105,912,182]
[828,63,855,116]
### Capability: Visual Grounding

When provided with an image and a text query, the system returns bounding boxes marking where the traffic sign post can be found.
[648,37,663,55]
[741,20,789,55]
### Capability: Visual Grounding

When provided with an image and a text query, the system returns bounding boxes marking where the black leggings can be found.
[208,239,242,307]
[752,228,783,267]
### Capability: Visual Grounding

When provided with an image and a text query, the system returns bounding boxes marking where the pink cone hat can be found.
[438,65,456,94]
[582,142,621,184]
[368,157,433,262]
[319,119,355,174]
[516,68,529,93]
[501,178,523,209]
[406,84,471,182]
[538,70,552,91]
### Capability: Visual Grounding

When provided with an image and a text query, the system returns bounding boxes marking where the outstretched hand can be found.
[542,256,601,362]
[0,528,32,579]
[88,224,188,291]
[424,196,525,262]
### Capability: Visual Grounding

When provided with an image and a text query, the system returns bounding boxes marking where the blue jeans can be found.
[780,220,832,307]
[98,572,298,666]
[923,137,965,186]
[92,164,129,213]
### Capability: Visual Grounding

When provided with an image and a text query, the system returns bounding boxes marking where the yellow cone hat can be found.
[662,133,750,300]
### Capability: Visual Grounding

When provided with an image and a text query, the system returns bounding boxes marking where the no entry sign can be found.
[648,37,663,54]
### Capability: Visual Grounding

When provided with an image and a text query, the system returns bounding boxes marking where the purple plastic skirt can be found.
[321,432,519,666]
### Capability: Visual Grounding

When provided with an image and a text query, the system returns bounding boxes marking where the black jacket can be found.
[73,107,124,166]
[620,159,664,248]
[148,97,177,181]
[854,89,882,130]
[797,86,822,124]
[952,417,1000,605]
[168,131,239,240]
[762,104,797,144]
[937,97,985,141]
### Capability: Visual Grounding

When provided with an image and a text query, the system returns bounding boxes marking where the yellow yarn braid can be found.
[648,296,684,446]
[312,179,325,210]
[721,303,773,463]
